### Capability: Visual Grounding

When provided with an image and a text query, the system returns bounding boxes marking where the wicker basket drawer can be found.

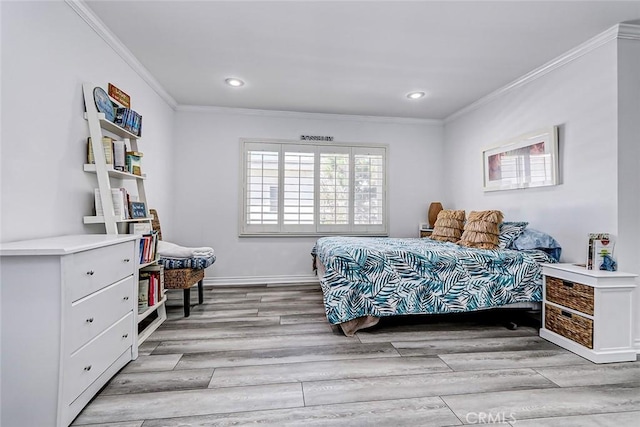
[546,276,594,315]
[545,303,593,348]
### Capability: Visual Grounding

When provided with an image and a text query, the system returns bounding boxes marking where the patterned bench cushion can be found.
[159,254,216,270]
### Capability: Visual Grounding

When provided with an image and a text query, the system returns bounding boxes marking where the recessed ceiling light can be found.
[406,91,425,100]
[225,78,245,87]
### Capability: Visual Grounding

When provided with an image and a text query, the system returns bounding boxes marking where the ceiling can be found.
[85,1,640,120]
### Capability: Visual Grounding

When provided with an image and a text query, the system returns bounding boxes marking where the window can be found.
[241,140,388,236]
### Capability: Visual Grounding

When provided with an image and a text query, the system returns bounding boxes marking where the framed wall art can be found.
[483,126,559,192]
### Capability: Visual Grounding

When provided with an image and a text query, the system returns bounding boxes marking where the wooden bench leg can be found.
[198,279,204,305]
[183,288,191,317]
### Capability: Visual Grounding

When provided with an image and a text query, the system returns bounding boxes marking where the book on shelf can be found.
[129,222,152,234]
[156,269,164,301]
[139,265,164,309]
[115,107,143,136]
[138,231,159,264]
[113,140,126,171]
[125,151,143,175]
[141,264,164,302]
[94,187,129,219]
[587,232,610,270]
[138,277,149,311]
[150,276,156,306]
[593,238,615,271]
[87,136,115,165]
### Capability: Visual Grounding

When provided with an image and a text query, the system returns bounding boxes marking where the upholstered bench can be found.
[150,209,215,317]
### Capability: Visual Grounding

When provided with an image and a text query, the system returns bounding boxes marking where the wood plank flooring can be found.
[73,283,640,426]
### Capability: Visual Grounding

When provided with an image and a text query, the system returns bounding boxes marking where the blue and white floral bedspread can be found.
[311,236,557,325]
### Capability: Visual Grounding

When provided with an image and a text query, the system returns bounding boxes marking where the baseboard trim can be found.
[204,275,320,286]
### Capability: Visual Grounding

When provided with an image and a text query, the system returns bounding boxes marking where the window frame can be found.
[239,138,389,237]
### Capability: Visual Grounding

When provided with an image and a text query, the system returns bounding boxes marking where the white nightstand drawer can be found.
[545,303,593,348]
[66,242,135,302]
[65,312,133,405]
[546,276,594,315]
[68,276,134,352]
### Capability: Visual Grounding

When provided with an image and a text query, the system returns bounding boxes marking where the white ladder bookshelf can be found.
[82,82,166,346]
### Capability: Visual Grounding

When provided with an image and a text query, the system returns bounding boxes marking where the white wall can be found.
[443,40,619,265]
[0,1,174,243]
[444,31,640,349]
[616,37,640,347]
[170,109,443,281]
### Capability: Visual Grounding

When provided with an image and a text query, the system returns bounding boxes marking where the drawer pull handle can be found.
[562,280,574,288]
[84,365,92,371]
[86,317,94,323]
[123,258,130,263]
[561,310,572,318]
[123,296,129,301]
[122,333,129,338]
[86,270,95,276]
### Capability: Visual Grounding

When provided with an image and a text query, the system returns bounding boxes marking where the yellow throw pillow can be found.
[458,210,504,249]
[430,210,466,243]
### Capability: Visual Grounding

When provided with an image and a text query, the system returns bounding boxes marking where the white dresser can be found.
[1,234,138,426]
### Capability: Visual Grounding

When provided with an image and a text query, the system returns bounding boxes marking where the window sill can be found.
[239,232,390,238]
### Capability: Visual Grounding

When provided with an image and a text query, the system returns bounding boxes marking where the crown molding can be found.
[65,0,178,109]
[67,1,640,125]
[618,23,640,40]
[66,0,439,124]
[176,104,443,126]
[445,23,639,123]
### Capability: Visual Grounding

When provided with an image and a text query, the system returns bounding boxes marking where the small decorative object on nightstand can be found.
[539,263,637,363]
[428,201,443,229]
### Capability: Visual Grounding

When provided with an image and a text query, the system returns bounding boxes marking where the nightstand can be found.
[540,263,637,363]
[419,226,433,238]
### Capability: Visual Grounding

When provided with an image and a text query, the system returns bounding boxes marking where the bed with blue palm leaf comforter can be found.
[312,236,557,336]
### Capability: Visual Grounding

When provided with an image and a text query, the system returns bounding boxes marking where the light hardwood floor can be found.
[73,283,640,426]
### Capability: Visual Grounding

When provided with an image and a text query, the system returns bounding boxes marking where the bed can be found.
[312,234,559,336]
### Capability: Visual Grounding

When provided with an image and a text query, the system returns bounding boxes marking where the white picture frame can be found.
[483,126,559,192]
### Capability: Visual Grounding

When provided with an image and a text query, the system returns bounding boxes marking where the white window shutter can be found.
[242,142,280,234]
[282,145,316,233]
[240,140,387,236]
[317,146,351,234]
[352,146,387,233]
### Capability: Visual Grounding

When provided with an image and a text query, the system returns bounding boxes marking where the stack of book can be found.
[139,231,159,264]
[138,265,164,311]
[129,222,152,234]
[94,187,130,220]
[125,151,143,175]
[87,137,126,171]
[114,107,142,136]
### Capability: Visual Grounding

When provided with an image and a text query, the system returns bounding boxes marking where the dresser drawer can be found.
[545,303,593,349]
[68,276,134,352]
[546,276,594,315]
[65,312,133,405]
[66,242,135,302]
